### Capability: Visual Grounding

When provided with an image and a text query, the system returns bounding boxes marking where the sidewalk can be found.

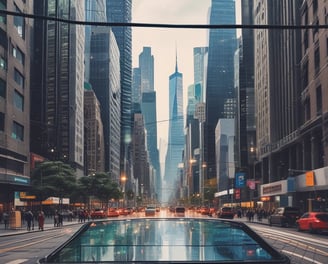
[0,217,82,237]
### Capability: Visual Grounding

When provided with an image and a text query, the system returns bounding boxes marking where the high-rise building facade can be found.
[139,47,154,93]
[84,84,105,175]
[89,27,121,181]
[84,0,107,82]
[205,0,237,180]
[141,92,161,200]
[31,0,85,177]
[106,0,132,178]
[132,67,141,104]
[164,57,184,203]
[254,0,302,187]
[193,47,208,103]
[0,0,33,209]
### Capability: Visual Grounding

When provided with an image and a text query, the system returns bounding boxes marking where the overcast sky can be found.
[132,0,240,164]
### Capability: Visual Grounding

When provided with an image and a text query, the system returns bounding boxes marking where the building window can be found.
[14,68,24,89]
[14,90,24,111]
[13,47,24,65]
[0,112,4,131]
[313,0,318,15]
[12,121,24,141]
[0,0,6,24]
[301,60,309,90]
[14,5,25,39]
[314,47,320,75]
[0,56,6,70]
[303,30,308,52]
[0,78,5,98]
[316,85,322,116]
[304,98,310,122]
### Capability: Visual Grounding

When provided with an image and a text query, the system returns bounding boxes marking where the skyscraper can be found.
[84,0,107,82]
[139,47,154,93]
[31,0,85,177]
[205,0,237,179]
[164,55,184,203]
[0,0,32,208]
[106,0,132,177]
[89,27,121,181]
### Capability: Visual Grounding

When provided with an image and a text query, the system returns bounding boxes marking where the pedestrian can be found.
[38,211,45,231]
[54,210,59,227]
[3,212,9,229]
[25,210,34,231]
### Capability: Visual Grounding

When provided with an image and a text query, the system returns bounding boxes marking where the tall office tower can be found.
[84,84,105,175]
[84,0,107,82]
[139,47,154,93]
[0,0,32,209]
[89,27,121,182]
[106,0,132,178]
[205,0,237,179]
[31,0,85,177]
[137,46,161,201]
[164,56,184,203]
[254,1,302,186]
[141,92,161,200]
[132,68,141,104]
[132,107,151,200]
[193,47,208,103]
[235,0,256,202]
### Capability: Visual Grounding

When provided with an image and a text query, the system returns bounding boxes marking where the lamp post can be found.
[121,175,127,208]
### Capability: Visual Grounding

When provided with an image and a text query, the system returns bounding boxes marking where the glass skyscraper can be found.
[106,0,132,177]
[84,0,107,82]
[205,0,237,179]
[89,28,121,181]
[164,56,184,203]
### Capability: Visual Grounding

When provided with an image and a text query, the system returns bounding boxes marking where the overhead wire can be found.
[0,9,328,30]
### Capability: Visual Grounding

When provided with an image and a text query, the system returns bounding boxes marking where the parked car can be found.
[268,207,300,227]
[296,212,328,233]
[145,206,156,216]
[107,208,119,217]
[90,208,107,219]
[175,206,186,217]
[217,207,235,219]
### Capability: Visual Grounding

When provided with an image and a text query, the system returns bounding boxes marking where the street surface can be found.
[0,209,327,263]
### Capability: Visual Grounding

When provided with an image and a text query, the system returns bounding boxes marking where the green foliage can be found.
[30,161,77,201]
[77,173,122,204]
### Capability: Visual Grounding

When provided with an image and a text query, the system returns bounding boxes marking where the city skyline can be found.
[132,0,241,164]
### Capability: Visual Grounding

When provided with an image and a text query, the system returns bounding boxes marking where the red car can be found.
[90,209,107,219]
[296,212,328,233]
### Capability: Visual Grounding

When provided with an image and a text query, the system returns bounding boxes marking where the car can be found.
[268,207,301,227]
[200,206,210,215]
[107,208,119,217]
[39,217,290,263]
[296,212,328,233]
[145,206,156,216]
[90,209,107,219]
[217,207,235,219]
[174,206,186,217]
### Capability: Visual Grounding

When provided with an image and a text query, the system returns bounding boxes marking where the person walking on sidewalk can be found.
[3,212,9,229]
[38,211,45,231]
[25,210,34,231]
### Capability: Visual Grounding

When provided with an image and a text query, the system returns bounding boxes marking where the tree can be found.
[30,161,77,205]
[77,173,121,208]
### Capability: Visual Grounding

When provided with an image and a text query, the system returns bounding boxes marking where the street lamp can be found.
[121,175,127,207]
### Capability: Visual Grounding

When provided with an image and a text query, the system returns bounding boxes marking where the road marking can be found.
[5,260,28,264]
[282,250,324,264]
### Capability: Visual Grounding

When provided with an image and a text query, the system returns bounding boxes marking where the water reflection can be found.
[48,218,279,262]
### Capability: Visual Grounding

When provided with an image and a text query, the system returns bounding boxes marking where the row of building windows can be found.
[0,112,24,141]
